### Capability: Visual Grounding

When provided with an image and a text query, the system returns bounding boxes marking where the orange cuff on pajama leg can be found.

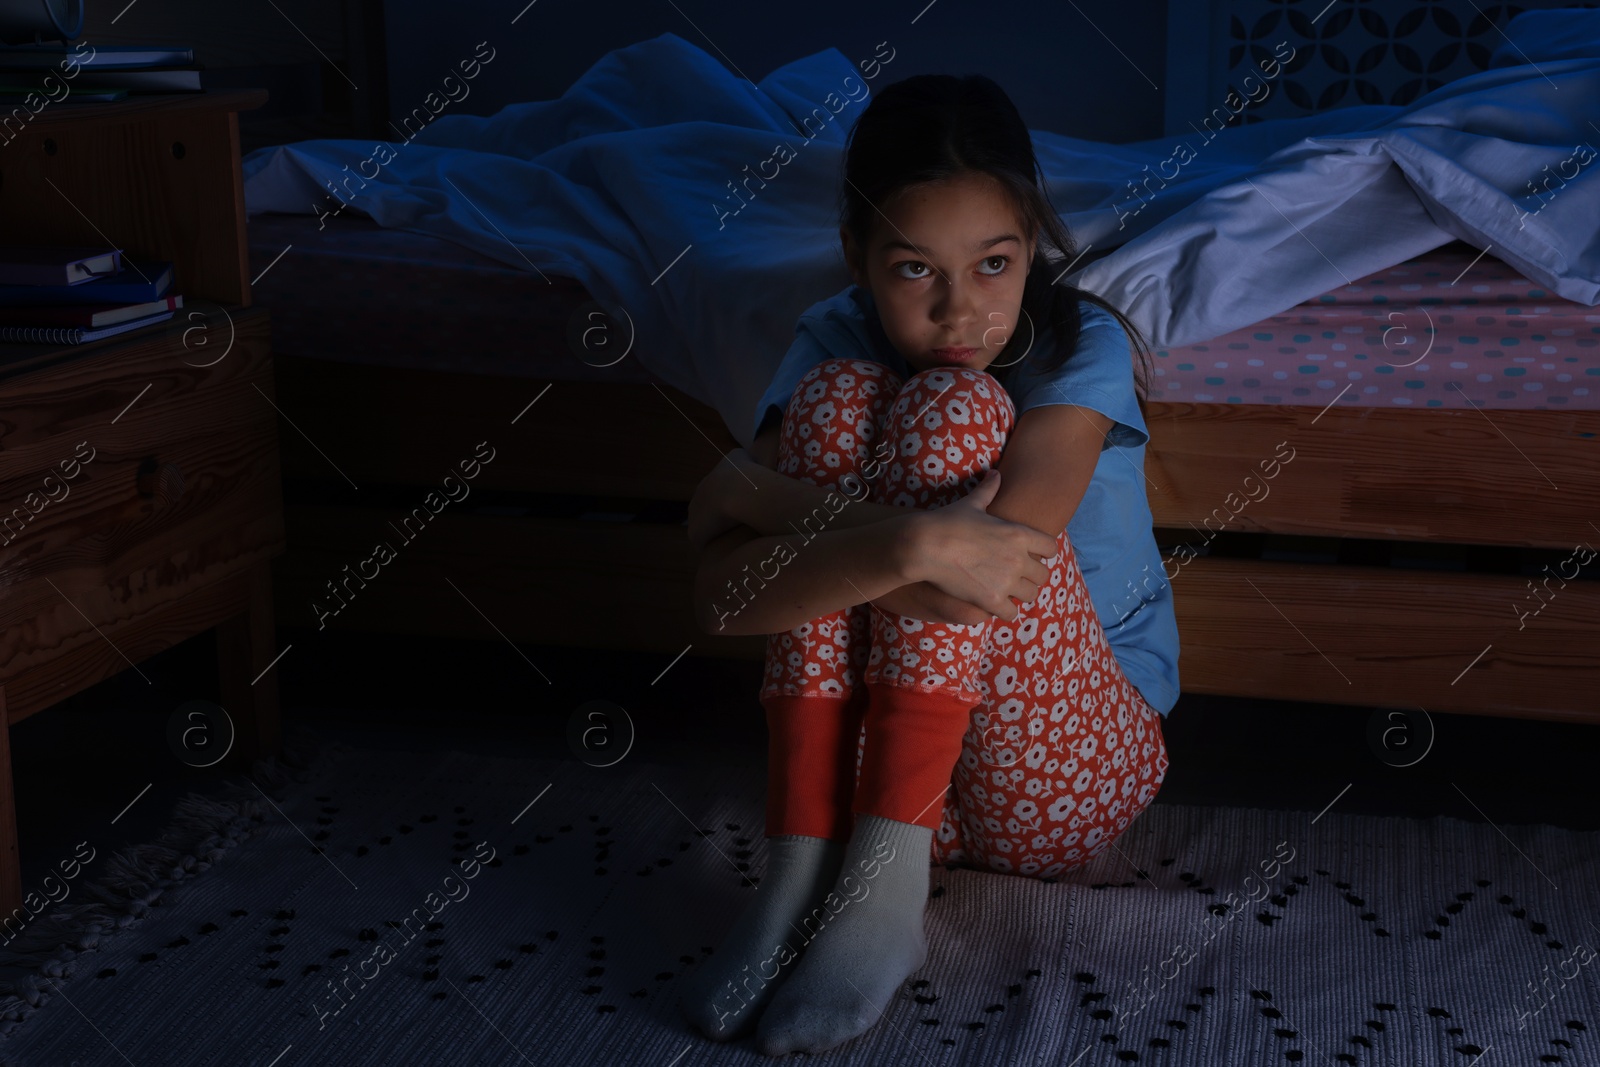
[761,690,867,841]
[852,680,977,831]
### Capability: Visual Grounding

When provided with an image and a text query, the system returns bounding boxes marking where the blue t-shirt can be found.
[752,285,1180,717]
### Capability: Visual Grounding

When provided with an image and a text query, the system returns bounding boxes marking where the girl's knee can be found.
[789,358,903,411]
[903,365,999,388]
[897,365,1007,402]
[890,366,1014,433]
[777,359,903,478]
[874,367,1013,497]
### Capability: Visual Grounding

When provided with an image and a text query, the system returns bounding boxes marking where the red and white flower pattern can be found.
[761,359,1169,878]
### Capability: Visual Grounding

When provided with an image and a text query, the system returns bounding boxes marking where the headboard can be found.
[1163,0,1596,133]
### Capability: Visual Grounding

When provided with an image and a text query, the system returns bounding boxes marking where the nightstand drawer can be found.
[0,309,283,714]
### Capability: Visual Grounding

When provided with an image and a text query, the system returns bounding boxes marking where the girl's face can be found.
[842,170,1035,376]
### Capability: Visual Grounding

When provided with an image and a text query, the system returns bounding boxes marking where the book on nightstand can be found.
[0,310,176,345]
[0,250,182,344]
[0,44,195,68]
[0,293,183,328]
[0,85,127,103]
[0,43,202,94]
[0,262,175,305]
[0,246,122,286]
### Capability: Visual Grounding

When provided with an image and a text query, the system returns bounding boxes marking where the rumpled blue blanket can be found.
[242,11,1600,446]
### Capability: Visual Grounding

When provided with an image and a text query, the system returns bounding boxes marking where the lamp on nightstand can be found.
[0,0,82,45]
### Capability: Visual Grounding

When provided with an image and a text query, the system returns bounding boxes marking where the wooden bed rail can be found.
[271,356,1600,724]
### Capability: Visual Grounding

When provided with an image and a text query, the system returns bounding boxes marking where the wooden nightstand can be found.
[0,91,283,913]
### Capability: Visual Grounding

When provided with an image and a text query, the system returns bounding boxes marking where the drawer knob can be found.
[136,458,185,504]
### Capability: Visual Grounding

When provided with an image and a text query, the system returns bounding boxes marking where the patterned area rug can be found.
[0,732,1595,1066]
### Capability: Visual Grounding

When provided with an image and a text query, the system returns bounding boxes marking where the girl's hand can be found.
[871,580,994,627]
[898,469,1060,622]
[687,449,750,550]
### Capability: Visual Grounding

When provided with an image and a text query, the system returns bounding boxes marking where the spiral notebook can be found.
[0,309,174,345]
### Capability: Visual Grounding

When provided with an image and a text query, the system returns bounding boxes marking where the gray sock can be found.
[755,815,931,1055]
[679,835,846,1040]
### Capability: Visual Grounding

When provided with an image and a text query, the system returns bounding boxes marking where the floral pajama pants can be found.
[759,358,1170,878]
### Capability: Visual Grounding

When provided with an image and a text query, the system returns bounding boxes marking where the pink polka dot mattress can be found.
[248,215,1598,410]
[1153,242,1600,410]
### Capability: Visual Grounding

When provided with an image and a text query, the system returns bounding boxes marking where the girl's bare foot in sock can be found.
[755,815,930,1055]
[679,835,846,1040]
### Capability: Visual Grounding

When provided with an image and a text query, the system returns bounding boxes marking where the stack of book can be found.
[0,246,181,345]
[0,44,200,104]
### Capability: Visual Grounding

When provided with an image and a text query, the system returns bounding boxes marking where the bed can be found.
[238,5,1600,725]
[247,209,1600,724]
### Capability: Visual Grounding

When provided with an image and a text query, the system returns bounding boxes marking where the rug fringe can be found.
[0,723,349,1038]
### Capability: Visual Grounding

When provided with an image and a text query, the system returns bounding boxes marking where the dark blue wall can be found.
[380,0,1170,143]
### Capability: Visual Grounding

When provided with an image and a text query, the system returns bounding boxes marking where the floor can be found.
[6,621,1598,948]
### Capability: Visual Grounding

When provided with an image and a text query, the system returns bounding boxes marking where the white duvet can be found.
[242,12,1600,446]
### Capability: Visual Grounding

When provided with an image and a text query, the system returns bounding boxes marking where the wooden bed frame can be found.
[246,0,1600,727]
[269,283,1600,725]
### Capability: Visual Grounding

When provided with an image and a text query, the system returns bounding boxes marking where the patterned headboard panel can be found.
[1163,0,1596,132]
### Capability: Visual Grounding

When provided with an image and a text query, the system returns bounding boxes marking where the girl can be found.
[680,73,1177,1056]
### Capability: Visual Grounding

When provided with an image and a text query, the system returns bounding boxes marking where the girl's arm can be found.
[692,514,921,636]
[688,409,1113,627]
[743,407,1112,541]
[699,428,1020,626]
[693,467,1060,636]
[688,447,998,630]
[713,451,991,623]
[984,404,1113,548]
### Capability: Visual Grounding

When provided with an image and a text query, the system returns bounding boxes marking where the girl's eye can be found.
[893,258,1008,280]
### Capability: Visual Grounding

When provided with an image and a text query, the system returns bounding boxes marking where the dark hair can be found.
[838,73,1155,429]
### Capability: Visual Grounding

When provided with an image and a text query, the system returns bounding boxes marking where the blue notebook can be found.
[0,309,175,346]
[0,262,173,306]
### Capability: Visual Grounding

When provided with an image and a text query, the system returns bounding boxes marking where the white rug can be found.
[0,732,1595,1066]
